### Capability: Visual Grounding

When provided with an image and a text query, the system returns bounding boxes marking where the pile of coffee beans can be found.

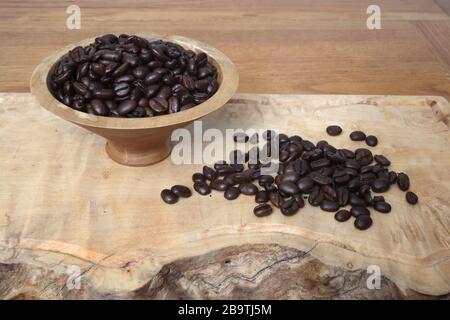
[48,34,219,117]
[161,125,419,231]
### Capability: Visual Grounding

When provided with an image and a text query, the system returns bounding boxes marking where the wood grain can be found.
[1,0,450,100]
[0,93,449,297]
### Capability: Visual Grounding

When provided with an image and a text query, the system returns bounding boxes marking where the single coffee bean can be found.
[309,172,332,185]
[374,154,391,166]
[297,177,314,193]
[405,191,418,205]
[350,206,370,218]
[365,135,378,147]
[192,172,206,183]
[278,182,299,195]
[373,195,385,203]
[210,179,230,191]
[90,99,108,116]
[350,131,366,141]
[193,181,211,195]
[373,201,391,213]
[336,187,349,206]
[371,178,390,193]
[255,190,269,203]
[171,185,192,198]
[334,209,351,222]
[224,186,240,200]
[253,203,273,217]
[280,199,300,216]
[308,189,324,207]
[320,200,339,212]
[117,99,137,115]
[203,166,218,181]
[354,215,373,230]
[161,189,179,204]
[269,192,282,208]
[326,125,342,136]
[397,172,410,191]
[239,183,258,195]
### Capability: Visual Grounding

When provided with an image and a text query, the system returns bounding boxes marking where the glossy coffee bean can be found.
[326,125,342,136]
[365,135,378,147]
[192,172,206,183]
[278,182,299,195]
[371,178,390,193]
[350,206,370,218]
[297,177,314,193]
[171,185,192,198]
[210,179,230,191]
[320,200,339,212]
[203,166,217,181]
[405,191,418,205]
[255,190,269,203]
[374,154,391,166]
[239,183,258,195]
[193,181,211,195]
[334,209,351,222]
[280,199,300,216]
[354,215,373,230]
[253,203,273,217]
[224,186,241,200]
[350,131,366,141]
[397,172,410,191]
[161,189,179,204]
[373,201,391,213]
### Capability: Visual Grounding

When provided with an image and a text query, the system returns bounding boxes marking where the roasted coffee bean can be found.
[373,195,385,203]
[161,189,179,204]
[193,181,211,195]
[371,178,390,193]
[278,172,299,184]
[308,189,324,206]
[210,179,230,191]
[49,35,219,118]
[334,209,351,222]
[373,201,391,213]
[254,203,273,217]
[269,192,282,208]
[90,99,108,116]
[336,187,349,206]
[365,135,378,147]
[239,183,258,195]
[171,185,192,198]
[280,199,300,216]
[350,206,370,218]
[297,177,314,193]
[278,182,299,195]
[224,186,240,200]
[350,131,366,141]
[374,154,391,166]
[259,175,275,187]
[405,191,418,205]
[192,172,206,183]
[202,166,217,181]
[117,99,137,115]
[309,172,332,185]
[310,158,330,170]
[326,125,342,136]
[397,172,410,191]
[292,194,305,208]
[354,215,372,230]
[320,200,339,212]
[255,190,269,203]
[355,148,373,166]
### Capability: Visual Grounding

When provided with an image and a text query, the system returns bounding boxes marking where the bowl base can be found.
[105,139,172,167]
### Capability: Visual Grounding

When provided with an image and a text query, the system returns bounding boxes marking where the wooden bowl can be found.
[30,34,239,166]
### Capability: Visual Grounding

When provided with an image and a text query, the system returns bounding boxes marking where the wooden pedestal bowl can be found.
[30,34,238,166]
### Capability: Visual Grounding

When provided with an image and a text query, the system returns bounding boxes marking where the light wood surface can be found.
[30,34,238,166]
[0,93,449,297]
[1,0,450,100]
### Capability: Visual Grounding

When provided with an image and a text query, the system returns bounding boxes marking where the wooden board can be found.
[2,0,450,102]
[0,93,449,297]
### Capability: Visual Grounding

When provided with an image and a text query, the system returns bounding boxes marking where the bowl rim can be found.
[30,33,239,130]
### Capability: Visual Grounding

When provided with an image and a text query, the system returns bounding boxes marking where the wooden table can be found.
[1,0,450,299]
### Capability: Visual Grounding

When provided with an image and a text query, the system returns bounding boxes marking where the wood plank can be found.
[0,93,449,297]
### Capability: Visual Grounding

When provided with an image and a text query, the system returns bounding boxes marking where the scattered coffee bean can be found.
[224,187,240,200]
[373,201,391,213]
[365,135,378,147]
[171,185,192,198]
[406,191,418,205]
[253,203,273,217]
[351,206,370,218]
[334,209,351,222]
[354,215,373,230]
[326,125,342,136]
[397,173,410,191]
[374,154,391,166]
[161,189,179,204]
[211,179,230,191]
[193,181,211,195]
[372,178,390,193]
[350,131,366,141]
[192,172,206,184]
[239,183,258,195]
[49,34,219,118]
[255,190,269,203]
[320,200,339,212]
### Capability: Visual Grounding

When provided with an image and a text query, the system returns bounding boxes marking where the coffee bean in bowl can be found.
[47,34,220,118]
